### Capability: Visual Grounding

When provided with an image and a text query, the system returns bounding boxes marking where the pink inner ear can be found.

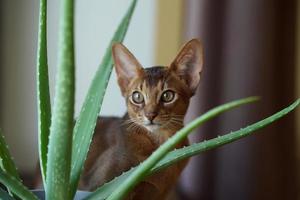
[112,43,144,95]
[170,39,204,93]
[117,53,138,78]
[178,49,195,63]
[113,43,143,79]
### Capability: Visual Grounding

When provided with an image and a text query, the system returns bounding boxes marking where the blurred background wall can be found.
[181,1,298,200]
[0,0,299,199]
[297,0,300,190]
[0,0,157,173]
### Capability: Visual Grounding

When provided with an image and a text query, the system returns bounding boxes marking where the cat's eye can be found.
[131,91,144,104]
[161,90,175,103]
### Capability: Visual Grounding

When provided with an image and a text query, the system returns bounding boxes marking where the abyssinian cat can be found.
[78,39,204,199]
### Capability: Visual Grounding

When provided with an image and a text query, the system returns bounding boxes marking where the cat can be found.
[78,39,204,200]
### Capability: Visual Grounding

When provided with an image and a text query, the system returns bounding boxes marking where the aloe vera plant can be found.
[0,0,298,200]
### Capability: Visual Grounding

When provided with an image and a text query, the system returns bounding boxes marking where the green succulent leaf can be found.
[0,169,38,200]
[45,0,75,199]
[86,97,260,200]
[0,130,20,182]
[69,0,137,197]
[36,0,51,187]
[0,188,15,200]
[0,129,21,198]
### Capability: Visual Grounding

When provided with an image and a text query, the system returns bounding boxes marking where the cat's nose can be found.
[145,112,158,122]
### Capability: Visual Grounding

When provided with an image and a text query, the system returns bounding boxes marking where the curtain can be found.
[179,0,298,200]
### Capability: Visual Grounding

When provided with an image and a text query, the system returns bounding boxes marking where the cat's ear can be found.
[170,39,204,94]
[112,43,144,95]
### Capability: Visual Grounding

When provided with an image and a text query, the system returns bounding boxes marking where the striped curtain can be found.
[179,0,298,200]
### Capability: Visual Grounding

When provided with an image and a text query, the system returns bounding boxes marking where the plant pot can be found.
[31,189,90,200]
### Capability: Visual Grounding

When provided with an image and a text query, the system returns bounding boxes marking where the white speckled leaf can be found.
[0,129,22,199]
[0,188,15,200]
[0,130,20,182]
[36,0,51,187]
[45,0,75,199]
[0,169,38,200]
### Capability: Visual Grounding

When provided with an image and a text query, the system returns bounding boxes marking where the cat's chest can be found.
[124,132,160,163]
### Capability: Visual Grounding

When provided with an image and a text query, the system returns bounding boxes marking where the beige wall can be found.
[0,1,39,175]
[154,0,183,64]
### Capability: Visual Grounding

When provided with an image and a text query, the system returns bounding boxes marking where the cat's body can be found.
[34,39,203,200]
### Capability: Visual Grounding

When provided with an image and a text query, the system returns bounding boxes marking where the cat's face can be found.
[123,67,192,132]
[112,39,203,133]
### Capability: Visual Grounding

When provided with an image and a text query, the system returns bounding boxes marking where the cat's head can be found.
[112,39,203,133]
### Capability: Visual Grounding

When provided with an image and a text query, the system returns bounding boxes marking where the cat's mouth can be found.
[144,124,161,132]
[143,120,162,132]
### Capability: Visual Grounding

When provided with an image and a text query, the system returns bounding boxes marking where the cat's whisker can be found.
[159,114,184,121]
[121,120,136,127]
[167,117,183,124]
[161,119,174,130]
[127,123,139,132]
[123,120,135,128]
[160,114,184,117]
[125,119,147,134]
[121,117,143,126]
[170,119,184,124]
[164,121,178,132]
[121,121,132,126]
[166,118,183,131]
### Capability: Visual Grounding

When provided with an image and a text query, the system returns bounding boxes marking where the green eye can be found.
[161,90,175,103]
[132,91,144,104]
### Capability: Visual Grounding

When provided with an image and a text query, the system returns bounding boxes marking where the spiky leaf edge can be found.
[45,0,75,199]
[36,0,51,187]
[0,169,38,200]
[69,0,137,197]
